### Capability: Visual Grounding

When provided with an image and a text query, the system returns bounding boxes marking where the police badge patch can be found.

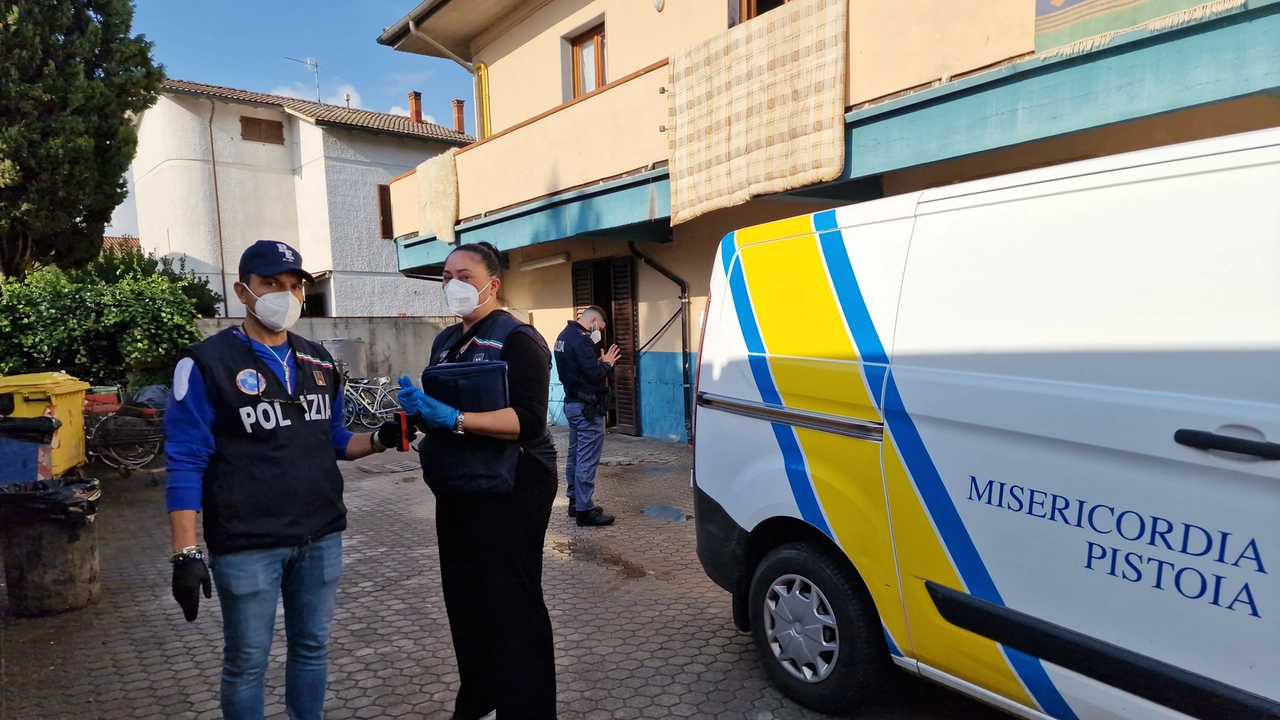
[313,370,326,386]
[236,369,266,395]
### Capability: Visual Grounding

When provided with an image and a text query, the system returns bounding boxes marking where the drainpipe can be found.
[408,20,491,138]
[207,100,230,317]
[629,241,692,444]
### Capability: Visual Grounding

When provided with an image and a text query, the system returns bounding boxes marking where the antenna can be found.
[285,56,321,102]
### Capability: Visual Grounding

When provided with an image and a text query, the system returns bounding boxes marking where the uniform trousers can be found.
[435,457,558,719]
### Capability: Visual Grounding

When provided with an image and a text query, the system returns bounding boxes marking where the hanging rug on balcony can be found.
[667,0,847,225]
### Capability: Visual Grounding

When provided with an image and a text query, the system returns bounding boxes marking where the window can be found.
[377,184,394,239]
[240,116,284,144]
[740,0,789,21]
[571,24,607,98]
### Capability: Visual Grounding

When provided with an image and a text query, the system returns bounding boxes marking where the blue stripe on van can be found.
[815,210,890,408]
[883,626,903,657]
[726,255,833,540]
[815,211,1075,719]
[884,374,1076,720]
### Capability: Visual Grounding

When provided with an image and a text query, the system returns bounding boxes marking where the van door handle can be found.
[1173,429,1280,460]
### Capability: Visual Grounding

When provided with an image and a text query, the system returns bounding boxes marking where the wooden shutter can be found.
[610,256,640,436]
[377,184,394,239]
[571,261,594,319]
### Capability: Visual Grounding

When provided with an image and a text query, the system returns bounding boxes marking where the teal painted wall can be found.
[639,350,695,443]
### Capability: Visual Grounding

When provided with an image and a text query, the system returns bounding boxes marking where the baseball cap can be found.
[239,240,314,283]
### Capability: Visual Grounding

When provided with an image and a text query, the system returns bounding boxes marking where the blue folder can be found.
[419,361,510,413]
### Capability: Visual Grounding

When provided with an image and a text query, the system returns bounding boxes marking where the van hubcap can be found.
[763,573,839,683]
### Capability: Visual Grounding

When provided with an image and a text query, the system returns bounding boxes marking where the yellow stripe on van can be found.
[732,215,814,248]
[883,434,1037,709]
[795,428,911,649]
[737,234,880,423]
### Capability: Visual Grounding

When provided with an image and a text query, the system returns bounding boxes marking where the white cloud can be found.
[270,82,364,109]
[270,82,313,100]
[324,84,364,109]
[387,105,436,124]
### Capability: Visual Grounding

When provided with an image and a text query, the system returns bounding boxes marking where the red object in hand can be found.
[395,411,411,451]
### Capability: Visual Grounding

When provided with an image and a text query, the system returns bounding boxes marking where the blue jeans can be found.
[210,532,343,720]
[565,401,606,512]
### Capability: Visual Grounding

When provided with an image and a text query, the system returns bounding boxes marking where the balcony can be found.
[389,0,1036,269]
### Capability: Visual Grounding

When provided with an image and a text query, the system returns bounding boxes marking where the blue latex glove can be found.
[397,376,424,417]
[397,375,460,430]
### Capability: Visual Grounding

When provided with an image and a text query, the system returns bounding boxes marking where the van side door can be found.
[886,142,1280,718]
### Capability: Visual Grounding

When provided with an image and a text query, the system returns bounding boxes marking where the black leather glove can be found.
[172,557,211,622]
[376,418,418,451]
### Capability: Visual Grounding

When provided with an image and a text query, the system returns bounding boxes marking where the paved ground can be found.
[0,430,1006,720]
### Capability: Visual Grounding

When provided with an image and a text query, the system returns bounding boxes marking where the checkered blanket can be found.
[667,0,847,225]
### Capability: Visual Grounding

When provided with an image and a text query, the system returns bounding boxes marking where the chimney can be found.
[408,91,423,124]
[452,99,466,134]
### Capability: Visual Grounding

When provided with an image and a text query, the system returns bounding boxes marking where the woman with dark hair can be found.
[397,241,559,719]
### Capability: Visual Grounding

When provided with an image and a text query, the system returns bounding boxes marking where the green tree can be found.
[72,245,223,317]
[0,265,202,385]
[0,1,164,277]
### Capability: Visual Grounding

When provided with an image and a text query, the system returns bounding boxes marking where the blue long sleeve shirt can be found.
[164,332,354,512]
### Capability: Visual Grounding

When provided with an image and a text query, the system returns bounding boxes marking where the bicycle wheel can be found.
[356,387,383,428]
[343,390,360,428]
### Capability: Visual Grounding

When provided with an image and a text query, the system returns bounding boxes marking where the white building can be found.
[132,79,471,317]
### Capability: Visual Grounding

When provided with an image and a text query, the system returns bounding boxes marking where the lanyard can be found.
[268,346,294,394]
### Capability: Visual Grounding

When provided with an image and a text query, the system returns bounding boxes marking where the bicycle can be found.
[84,387,166,474]
[341,374,401,429]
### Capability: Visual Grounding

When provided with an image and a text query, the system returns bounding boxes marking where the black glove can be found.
[376,417,418,451]
[172,558,211,622]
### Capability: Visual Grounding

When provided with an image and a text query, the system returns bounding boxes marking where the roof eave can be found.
[377,0,453,49]
[310,118,473,147]
[162,86,283,110]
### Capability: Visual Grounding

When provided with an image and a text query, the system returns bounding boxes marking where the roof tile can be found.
[161,79,473,146]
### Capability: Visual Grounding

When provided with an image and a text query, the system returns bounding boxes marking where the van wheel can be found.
[748,542,887,714]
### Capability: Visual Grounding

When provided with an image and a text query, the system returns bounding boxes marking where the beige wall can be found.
[455,64,668,218]
[473,0,727,132]
[389,172,418,239]
[883,94,1280,196]
[848,0,1034,107]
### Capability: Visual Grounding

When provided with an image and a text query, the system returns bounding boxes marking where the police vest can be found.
[184,328,345,555]
[419,311,557,494]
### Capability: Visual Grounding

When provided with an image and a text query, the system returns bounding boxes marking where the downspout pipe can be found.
[406,20,491,138]
[629,241,693,444]
[207,100,230,317]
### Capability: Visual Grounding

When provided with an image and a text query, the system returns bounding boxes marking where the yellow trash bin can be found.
[0,372,90,477]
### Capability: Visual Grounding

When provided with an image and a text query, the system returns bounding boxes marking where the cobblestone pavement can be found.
[1,430,1005,720]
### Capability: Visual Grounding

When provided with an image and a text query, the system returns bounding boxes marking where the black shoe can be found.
[567,499,577,518]
[576,507,615,527]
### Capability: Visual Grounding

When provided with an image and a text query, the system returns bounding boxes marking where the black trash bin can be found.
[0,478,102,617]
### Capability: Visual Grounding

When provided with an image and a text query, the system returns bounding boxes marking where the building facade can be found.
[377,0,1280,440]
[132,80,473,318]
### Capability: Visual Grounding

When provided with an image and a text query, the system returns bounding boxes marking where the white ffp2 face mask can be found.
[444,279,492,317]
[590,329,602,344]
[245,286,302,332]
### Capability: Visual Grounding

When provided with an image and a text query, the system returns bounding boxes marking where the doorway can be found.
[571,256,639,435]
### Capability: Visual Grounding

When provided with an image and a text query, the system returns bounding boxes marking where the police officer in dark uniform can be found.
[164,240,412,720]
[396,241,559,720]
[554,306,620,526]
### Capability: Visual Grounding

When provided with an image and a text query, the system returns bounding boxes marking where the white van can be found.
[693,128,1279,719]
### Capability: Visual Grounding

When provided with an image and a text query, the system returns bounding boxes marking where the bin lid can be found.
[0,372,91,395]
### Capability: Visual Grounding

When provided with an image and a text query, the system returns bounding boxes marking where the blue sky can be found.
[134,0,472,128]
[108,0,472,236]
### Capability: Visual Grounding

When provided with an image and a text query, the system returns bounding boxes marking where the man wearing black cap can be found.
[163,240,411,720]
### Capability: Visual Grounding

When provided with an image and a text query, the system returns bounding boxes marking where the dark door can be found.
[570,256,641,436]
